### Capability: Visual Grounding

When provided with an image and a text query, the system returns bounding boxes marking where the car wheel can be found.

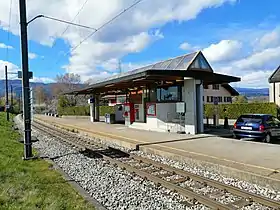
[233,134,241,140]
[263,133,272,143]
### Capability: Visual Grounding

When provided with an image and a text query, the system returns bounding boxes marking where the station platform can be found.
[34,115,280,190]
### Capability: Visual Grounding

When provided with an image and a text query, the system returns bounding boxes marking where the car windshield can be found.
[237,115,263,124]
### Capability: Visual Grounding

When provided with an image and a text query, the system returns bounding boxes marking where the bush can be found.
[57,105,114,116]
[204,103,278,119]
[99,106,114,116]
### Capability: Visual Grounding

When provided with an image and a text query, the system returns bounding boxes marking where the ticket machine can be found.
[123,102,135,126]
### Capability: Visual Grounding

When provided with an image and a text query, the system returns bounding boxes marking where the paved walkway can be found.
[35,115,280,189]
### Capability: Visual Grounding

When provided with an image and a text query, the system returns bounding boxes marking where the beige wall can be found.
[269,83,280,106]
[203,84,232,104]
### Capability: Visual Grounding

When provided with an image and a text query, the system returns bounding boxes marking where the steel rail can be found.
[32,121,280,209]
[131,155,280,209]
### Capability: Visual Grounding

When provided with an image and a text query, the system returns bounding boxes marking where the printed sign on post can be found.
[146,103,156,116]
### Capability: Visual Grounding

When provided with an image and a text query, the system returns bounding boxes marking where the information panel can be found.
[146,103,156,116]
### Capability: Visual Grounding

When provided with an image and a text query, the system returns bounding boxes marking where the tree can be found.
[56,73,81,90]
[233,95,248,103]
[34,86,47,105]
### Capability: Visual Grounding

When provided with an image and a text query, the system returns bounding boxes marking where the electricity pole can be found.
[19,0,32,159]
[5,66,9,121]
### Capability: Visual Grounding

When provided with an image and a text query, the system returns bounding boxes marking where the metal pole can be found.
[19,92,21,113]
[19,0,32,159]
[5,66,9,121]
[10,85,13,112]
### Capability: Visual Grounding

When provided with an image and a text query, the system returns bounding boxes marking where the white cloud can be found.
[0,43,13,49]
[237,70,273,88]
[203,40,243,63]
[0,0,237,80]
[209,36,280,88]
[258,27,280,49]
[30,77,55,83]
[233,46,280,71]
[0,60,20,80]
[179,42,192,50]
[28,52,38,59]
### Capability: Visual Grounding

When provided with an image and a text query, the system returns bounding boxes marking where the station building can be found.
[66,51,240,134]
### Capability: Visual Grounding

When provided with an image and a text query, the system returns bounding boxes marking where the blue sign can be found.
[89,98,95,103]
[214,97,218,105]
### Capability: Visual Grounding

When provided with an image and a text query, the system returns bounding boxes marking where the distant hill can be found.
[0,80,85,97]
[0,80,270,98]
[0,80,52,97]
[235,87,269,97]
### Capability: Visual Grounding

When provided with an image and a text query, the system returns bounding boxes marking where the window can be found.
[266,116,280,127]
[207,96,210,102]
[223,96,232,103]
[237,115,263,123]
[212,84,219,90]
[210,96,214,102]
[156,85,182,102]
[203,96,204,102]
[218,96,222,102]
[203,84,208,89]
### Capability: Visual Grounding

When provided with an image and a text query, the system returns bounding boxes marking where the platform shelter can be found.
[65,51,240,134]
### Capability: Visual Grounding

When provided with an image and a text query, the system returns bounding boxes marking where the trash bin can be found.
[105,113,115,124]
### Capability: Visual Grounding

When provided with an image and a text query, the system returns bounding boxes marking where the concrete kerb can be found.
[34,117,280,191]
[139,145,280,191]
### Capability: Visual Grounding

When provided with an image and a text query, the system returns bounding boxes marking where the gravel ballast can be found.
[14,116,208,210]
[14,116,280,209]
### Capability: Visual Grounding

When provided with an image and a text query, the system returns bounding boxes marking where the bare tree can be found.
[55,73,81,91]
[34,86,47,105]
[49,73,81,97]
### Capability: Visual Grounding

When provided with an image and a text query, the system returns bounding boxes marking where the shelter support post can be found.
[183,78,203,134]
[94,95,100,122]
[89,96,95,123]
[196,81,204,133]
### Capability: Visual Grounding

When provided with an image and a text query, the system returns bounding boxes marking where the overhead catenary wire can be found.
[52,0,144,67]
[51,0,90,49]
[6,0,13,61]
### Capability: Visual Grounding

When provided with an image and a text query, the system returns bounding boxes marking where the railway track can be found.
[32,120,280,210]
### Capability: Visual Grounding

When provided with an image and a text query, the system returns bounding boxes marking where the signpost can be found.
[18,71,33,79]
[213,97,219,127]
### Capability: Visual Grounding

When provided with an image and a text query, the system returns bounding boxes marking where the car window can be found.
[237,115,263,124]
[265,116,280,126]
[266,116,274,125]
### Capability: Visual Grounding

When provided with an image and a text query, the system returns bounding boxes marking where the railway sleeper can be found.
[228,197,253,209]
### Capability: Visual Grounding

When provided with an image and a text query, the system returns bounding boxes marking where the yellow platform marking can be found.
[36,117,280,174]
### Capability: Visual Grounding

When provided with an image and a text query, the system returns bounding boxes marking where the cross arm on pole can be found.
[27,14,97,31]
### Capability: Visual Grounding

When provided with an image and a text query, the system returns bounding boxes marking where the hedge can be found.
[58,103,278,120]
[204,103,278,119]
[58,105,114,116]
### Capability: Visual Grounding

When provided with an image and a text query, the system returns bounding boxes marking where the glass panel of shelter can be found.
[189,54,211,70]
[156,86,182,102]
[176,54,196,70]
[157,60,173,69]
[165,56,185,70]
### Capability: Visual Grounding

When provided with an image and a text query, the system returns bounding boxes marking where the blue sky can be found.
[0,0,279,87]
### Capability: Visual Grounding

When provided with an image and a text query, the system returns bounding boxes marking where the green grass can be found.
[0,113,94,210]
